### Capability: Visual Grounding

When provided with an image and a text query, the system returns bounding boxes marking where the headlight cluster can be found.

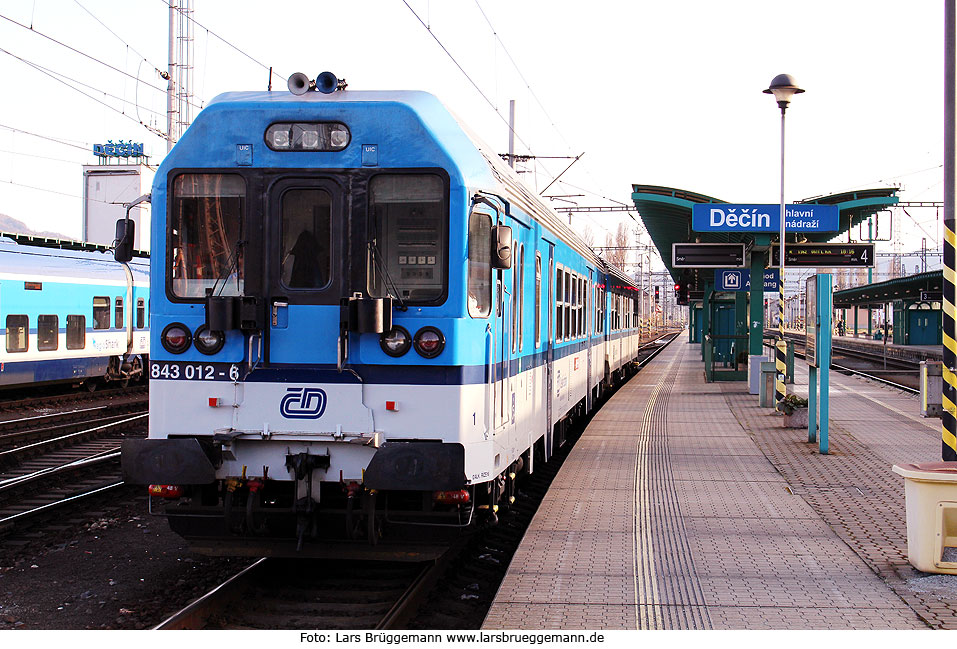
[379,326,445,359]
[161,323,225,355]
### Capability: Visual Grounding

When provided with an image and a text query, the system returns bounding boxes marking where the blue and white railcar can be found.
[122,74,644,557]
[0,240,149,388]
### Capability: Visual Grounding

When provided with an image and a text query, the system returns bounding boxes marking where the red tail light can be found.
[148,484,184,498]
[433,489,470,504]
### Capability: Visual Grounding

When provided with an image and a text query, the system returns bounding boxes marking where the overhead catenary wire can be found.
[158,0,284,88]
[467,1,635,218]
[0,13,171,97]
[0,123,92,152]
[0,45,168,139]
[0,47,166,121]
[73,0,166,77]
[399,0,537,159]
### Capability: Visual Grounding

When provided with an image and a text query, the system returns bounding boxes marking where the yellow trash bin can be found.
[892,462,957,574]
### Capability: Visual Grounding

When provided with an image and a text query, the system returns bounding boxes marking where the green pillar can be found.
[748,239,769,394]
[702,281,712,363]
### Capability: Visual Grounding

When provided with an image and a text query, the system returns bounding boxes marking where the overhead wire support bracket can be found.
[539,152,585,196]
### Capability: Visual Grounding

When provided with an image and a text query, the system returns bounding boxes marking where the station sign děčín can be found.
[692,204,839,233]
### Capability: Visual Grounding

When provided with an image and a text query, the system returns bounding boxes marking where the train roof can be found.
[0,239,148,283]
[185,89,634,290]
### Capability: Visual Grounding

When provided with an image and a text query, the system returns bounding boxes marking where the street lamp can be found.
[764,73,804,407]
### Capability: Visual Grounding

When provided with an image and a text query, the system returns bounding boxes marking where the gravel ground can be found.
[0,494,252,630]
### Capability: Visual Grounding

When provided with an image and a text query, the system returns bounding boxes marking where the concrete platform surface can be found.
[483,339,955,630]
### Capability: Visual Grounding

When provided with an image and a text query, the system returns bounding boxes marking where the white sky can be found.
[0,0,947,272]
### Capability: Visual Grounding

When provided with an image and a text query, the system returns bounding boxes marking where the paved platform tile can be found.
[483,603,639,630]
[672,479,818,520]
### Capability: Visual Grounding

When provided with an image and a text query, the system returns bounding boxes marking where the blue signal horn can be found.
[316,71,342,94]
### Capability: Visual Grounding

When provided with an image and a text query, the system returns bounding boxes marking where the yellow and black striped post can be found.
[776,278,787,409]
[944,0,957,461]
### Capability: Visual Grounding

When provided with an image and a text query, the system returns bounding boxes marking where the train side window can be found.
[93,296,110,330]
[570,274,577,339]
[67,315,86,350]
[467,212,492,317]
[5,315,28,353]
[518,244,524,352]
[534,253,541,348]
[38,315,58,351]
[136,298,145,329]
[564,270,571,340]
[579,278,585,337]
[511,262,517,354]
[115,297,124,329]
[555,265,563,341]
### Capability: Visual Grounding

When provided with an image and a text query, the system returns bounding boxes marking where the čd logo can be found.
[280,387,327,419]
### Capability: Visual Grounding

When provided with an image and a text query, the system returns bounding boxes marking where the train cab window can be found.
[467,212,492,317]
[136,298,146,329]
[534,253,541,348]
[170,174,245,299]
[93,297,110,329]
[555,266,563,341]
[5,315,27,353]
[280,188,332,289]
[115,297,124,329]
[38,315,58,351]
[67,315,86,350]
[368,174,448,304]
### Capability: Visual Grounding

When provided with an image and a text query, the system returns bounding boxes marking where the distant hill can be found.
[0,214,72,240]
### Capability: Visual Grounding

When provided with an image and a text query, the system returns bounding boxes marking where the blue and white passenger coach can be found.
[0,240,148,389]
[122,73,644,556]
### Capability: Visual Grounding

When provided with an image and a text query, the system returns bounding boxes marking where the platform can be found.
[483,339,957,630]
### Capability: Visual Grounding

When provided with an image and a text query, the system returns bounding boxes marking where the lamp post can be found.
[764,74,804,409]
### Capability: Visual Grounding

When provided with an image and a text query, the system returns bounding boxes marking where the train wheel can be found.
[84,379,98,392]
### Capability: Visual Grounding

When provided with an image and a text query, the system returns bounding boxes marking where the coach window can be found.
[579,278,586,337]
[5,315,27,353]
[518,244,525,351]
[569,275,576,339]
[93,297,110,330]
[368,174,447,304]
[67,315,86,350]
[534,253,541,348]
[555,266,563,341]
[511,263,517,354]
[38,315,58,351]
[564,270,571,340]
[467,212,492,317]
[115,297,124,329]
[136,298,146,329]
[170,173,245,299]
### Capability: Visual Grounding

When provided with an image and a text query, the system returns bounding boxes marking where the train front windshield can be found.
[167,171,448,309]
[169,173,245,298]
[367,174,447,304]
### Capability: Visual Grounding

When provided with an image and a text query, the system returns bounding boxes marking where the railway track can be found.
[0,394,148,536]
[770,331,921,392]
[155,558,439,630]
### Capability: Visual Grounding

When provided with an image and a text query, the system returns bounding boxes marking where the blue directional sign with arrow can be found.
[714,268,780,292]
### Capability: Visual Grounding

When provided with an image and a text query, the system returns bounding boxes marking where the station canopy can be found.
[631,185,899,289]
[832,269,942,308]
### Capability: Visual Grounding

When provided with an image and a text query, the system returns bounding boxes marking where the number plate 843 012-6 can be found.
[150,361,242,382]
